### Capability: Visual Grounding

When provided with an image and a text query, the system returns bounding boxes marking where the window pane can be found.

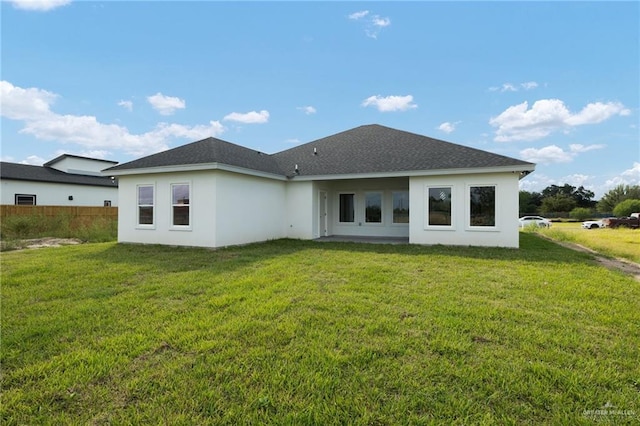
[139,206,153,225]
[16,195,36,205]
[365,192,382,223]
[172,184,189,205]
[173,206,190,226]
[393,191,409,223]
[138,186,153,205]
[339,194,354,222]
[470,186,496,226]
[428,187,452,226]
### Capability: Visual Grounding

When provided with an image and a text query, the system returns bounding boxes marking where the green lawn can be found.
[2,236,639,424]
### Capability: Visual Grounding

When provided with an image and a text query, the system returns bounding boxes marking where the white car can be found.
[582,220,605,229]
[518,216,552,228]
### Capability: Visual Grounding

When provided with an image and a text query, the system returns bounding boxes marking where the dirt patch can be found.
[3,237,84,251]
[549,239,640,282]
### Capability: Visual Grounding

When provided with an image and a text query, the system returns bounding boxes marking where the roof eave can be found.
[104,162,287,181]
[288,164,536,181]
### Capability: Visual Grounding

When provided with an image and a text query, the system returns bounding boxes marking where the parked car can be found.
[582,220,605,229]
[603,213,640,229]
[518,216,552,228]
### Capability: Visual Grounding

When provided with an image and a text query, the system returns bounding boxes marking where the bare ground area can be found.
[1,237,84,251]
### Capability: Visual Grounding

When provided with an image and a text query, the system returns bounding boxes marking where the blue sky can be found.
[1,1,638,198]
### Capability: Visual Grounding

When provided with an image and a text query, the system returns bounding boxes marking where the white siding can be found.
[285,181,315,239]
[409,173,520,248]
[214,172,287,247]
[48,157,116,176]
[1,179,118,206]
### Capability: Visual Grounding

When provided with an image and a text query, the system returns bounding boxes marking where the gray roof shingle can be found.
[0,162,118,187]
[105,137,284,175]
[274,124,533,176]
[106,124,534,177]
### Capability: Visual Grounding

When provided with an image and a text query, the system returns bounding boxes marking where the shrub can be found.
[612,199,640,217]
[569,207,593,221]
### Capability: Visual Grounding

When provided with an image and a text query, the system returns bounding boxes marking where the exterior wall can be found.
[117,171,217,247]
[323,177,410,238]
[48,157,116,176]
[213,172,287,247]
[1,179,118,206]
[409,172,520,248]
[284,181,315,239]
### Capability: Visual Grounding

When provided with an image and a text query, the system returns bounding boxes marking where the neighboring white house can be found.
[105,125,535,248]
[1,154,119,206]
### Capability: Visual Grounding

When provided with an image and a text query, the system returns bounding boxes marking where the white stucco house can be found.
[1,154,119,206]
[105,125,535,248]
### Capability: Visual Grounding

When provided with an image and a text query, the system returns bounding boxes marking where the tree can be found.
[569,207,593,221]
[598,184,640,213]
[519,191,542,215]
[612,199,640,217]
[540,194,576,215]
[541,184,595,208]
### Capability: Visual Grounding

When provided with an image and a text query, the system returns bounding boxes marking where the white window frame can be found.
[364,191,383,225]
[136,184,155,229]
[170,182,192,230]
[425,185,455,230]
[391,190,409,225]
[467,184,499,231]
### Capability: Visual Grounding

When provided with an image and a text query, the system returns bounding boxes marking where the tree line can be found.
[520,184,640,220]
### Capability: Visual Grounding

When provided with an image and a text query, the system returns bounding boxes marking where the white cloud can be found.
[489,81,539,92]
[519,143,606,165]
[349,10,390,39]
[223,110,270,124]
[569,143,606,153]
[10,0,71,11]
[285,138,301,144]
[437,122,456,134]
[147,92,186,116]
[1,80,225,157]
[0,80,57,120]
[362,95,417,112]
[297,106,316,115]
[20,155,47,165]
[604,162,640,189]
[118,100,133,112]
[348,10,369,20]
[490,99,630,142]
[520,145,573,164]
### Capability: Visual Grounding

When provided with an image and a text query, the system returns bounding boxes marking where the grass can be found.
[0,213,117,250]
[533,222,640,264]
[2,236,639,424]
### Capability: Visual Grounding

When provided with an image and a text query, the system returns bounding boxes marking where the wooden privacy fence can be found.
[0,205,117,227]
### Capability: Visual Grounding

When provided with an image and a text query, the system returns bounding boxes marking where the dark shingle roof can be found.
[273,124,533,176]
[0,162,118,187]
[106,124,534,178]
[105,137,283,175]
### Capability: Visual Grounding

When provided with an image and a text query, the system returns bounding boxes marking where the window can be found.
[392,191,409,224]
[365,192,382,223]
[137,185,154,225]
[339,193,355,223]
[428,187,452,226]
[470,186,496,227]
[172,184,190,226]
[104,200,112,207]
[15,194,36,205]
